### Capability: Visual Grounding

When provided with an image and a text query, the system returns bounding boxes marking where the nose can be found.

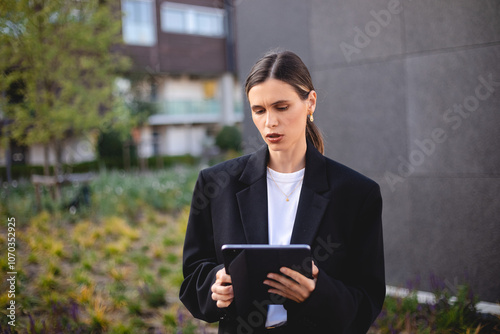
[265,110,278,128]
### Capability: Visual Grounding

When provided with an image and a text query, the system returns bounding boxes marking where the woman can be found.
[180,50,385,333]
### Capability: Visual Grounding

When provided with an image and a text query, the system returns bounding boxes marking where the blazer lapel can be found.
[290,141,331,245]
[236,145,269,244]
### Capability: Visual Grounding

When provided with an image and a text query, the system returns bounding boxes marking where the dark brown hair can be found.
[245,50,324,154]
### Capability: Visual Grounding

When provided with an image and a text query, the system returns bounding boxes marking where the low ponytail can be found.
[306,118,324,155]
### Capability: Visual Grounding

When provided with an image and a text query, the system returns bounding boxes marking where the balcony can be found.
[148,99,243,125]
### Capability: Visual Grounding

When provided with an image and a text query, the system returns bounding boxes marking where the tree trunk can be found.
[53,140,64,200]
[43,143,50,176]
[140,155,147,172]
[54,140,63,177]
[6,140,12,185]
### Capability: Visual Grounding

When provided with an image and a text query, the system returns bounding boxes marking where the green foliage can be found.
[146,154,199,169]
[0,154,197,181]
[0,0,131,170]
[215,125,242,151]
[97,130,129,160]
[142,285,167,308]
[0,161,96,180]
[127,99,158,126]
[434,285,480,332]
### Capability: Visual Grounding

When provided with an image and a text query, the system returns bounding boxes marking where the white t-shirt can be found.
[265,167,305,328]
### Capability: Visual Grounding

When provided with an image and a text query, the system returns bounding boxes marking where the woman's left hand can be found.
[263,262,319,303]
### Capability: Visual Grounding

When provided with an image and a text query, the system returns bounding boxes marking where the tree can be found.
[0,0,130,176]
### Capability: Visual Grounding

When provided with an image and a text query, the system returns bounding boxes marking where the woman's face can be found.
[248,78,316,154]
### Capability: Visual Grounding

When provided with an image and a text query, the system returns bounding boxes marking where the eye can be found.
[253,109,265,115]
[276,105,288,111]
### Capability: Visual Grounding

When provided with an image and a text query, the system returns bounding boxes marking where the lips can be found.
[266,133,284,143]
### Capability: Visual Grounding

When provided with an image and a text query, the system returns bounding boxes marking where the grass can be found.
[1,166,499,333]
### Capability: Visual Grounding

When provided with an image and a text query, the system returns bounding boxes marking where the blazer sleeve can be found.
[179,170,224,322]
[286,183,385,333]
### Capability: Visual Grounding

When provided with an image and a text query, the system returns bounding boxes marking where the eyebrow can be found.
[251,100,290,110]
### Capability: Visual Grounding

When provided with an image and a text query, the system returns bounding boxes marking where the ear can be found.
[307,90,317,113]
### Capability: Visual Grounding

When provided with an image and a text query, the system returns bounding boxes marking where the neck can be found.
[268,140,307,173]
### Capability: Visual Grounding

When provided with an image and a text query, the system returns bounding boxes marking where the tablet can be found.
[221,244,312,309]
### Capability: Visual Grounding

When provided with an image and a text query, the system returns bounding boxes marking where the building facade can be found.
[119,0,242,158]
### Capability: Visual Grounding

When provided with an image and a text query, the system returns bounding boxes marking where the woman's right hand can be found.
[211,267,234,308]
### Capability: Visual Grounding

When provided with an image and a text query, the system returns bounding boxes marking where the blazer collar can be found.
[236,140,331,245]
[236,144,269,244]
[239,143,268,185]
[291,141,331,245]
[302,140,329,194]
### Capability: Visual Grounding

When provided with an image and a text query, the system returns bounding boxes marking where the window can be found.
[163,8,186,33]
[195,12,224,37]
[121,0,156,46]
[161,2,225,37]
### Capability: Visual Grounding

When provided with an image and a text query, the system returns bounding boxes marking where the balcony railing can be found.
[149,99,243,125]
[159,99,220,115]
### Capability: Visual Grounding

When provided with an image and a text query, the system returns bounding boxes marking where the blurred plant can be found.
[97,130,137,169]
[434,285,480,332]
[215,125,242,151]
[140,283,167,308]
[89,294,111,332]
[372,280,500,334]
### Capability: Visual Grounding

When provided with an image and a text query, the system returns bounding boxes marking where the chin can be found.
[267,142,287,151]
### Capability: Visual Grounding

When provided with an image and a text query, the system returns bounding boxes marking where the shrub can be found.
[215,125,242,151]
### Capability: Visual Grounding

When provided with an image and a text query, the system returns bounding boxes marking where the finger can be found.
[266,273,300,292]
[279,267,309,285]
[267,271,314,301]
[216,299,233,308]
[267,287,301,303]
[216,269,232,284]
[216,268,230,280]
[212,291,234,302]
[211,287,234,302]
[263,278,285,290]
[211,284,233,295]
[280,268,315,292]
[312,262,319,279]
[265,276,306,302]
[216,268,224,280]
[220,274,232,284]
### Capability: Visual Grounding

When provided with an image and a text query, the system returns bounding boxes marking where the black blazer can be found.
[180,141,385,334]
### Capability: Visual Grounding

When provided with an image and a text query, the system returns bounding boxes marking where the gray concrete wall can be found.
[235,0,500,302]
